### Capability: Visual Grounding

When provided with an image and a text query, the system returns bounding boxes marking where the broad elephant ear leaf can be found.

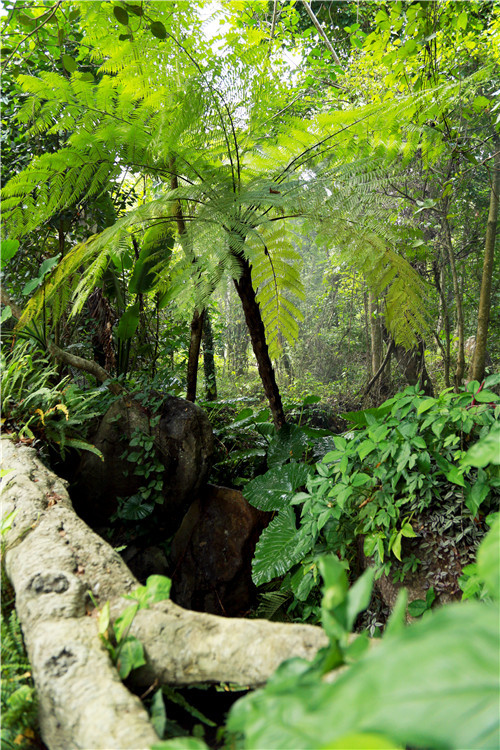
[252,506,313,586]
[267,423,309,468]
[243,462,311,512]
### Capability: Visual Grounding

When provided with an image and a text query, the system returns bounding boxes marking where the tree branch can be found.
[1,289,123,395]
[301,0,342,67]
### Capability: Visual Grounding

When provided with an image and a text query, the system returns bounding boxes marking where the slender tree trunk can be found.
[470,142,500,382]
[441,209,465,390]
[363,290,370,379]
[432,257,451,388]
[202,310,218,401]
[368,291,382,376]
[233,256,286,429]
[186,308,205,402]
[368,291,389,393]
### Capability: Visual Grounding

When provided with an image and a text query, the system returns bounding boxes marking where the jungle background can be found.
[1,1,499,749]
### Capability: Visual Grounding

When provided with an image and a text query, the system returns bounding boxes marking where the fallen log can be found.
[1,436,328,749]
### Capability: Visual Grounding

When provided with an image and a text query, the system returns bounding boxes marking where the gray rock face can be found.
[75,394,214,526]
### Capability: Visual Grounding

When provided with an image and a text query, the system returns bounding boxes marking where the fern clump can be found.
[1,608,39,749]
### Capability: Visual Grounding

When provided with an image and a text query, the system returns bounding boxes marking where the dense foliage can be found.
[1,0,499,748]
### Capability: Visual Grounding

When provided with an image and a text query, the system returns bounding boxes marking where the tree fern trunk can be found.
[233,257,286,429]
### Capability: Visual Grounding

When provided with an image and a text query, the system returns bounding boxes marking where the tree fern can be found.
[2,10,493,355]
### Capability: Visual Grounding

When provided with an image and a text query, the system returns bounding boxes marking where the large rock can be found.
[74,394,214,527]
[171,485,271,616]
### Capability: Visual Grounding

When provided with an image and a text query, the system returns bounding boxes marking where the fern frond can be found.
[246,222,304,358]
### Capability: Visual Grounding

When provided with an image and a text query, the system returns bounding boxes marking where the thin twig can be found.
[3,1,62,70]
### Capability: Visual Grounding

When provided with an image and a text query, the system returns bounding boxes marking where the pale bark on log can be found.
[0,436,328,749]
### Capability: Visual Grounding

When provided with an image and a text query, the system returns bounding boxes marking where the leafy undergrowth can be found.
[242,380,500,624]
[1,525,44,750]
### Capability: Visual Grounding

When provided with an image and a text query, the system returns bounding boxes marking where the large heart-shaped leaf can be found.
[243,462,311,511]
[267,423,308,468]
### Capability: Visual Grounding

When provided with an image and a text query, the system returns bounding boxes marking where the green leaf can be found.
[113,5,129,25]
[114,603,139,642]
[400,521,417,538]
[319,555,349,608]
[62,54,77,73]
[228,602,500,749]
[244,463,310,511]
[357,440,376,460]
[484,374,500,389]
[1,306,12,323]
[127,4,144,16]
[144,574,172,605]
[117,494,154,520]
[465,479,490,517]
[474,390,500,403]
[116,635,145,679]
[445,465,465,487]
[252,507,312,585]
[303,394,321,405]
[425,587,436,607]
[391,531,402,561]
[98,601,110,637]
[342,403,392,426]
[63,438,104,460]
[351,472,371,487]
[416,451,430,473]
[457,10,468,29]
[162,685,216,727]
[407,599,427,617]
[116,301,140,340]
[384,589,407,638]
[267,423,308,468]
[346,567,375,630]
[129,237,172,295]
[1,239,20,262]
[22,256,60,295]
[477,517,500,599]
[150,21,167,38]
[152,737,209,749]
[416,397,436,415]
[462,424,500,467]
[322,732,402,749]
[150,689,167,739]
